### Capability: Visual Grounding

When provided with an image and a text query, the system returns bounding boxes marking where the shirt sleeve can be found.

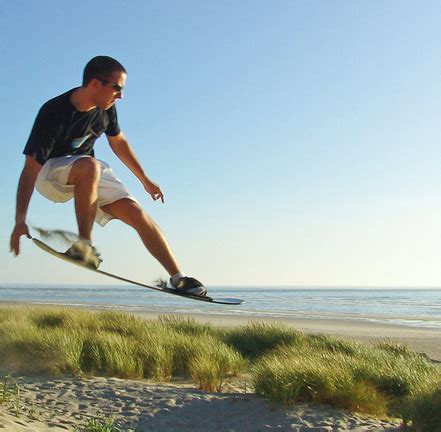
[22,104,59,165]
[105,105,121,137]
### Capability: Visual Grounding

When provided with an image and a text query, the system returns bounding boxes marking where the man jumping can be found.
[10,55,206,297]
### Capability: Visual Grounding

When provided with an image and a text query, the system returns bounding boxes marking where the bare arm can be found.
[107,132,164,203]
[10,156,42,255]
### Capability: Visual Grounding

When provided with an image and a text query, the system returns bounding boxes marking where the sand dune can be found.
[0,375,402,431]
[1,302,437,430]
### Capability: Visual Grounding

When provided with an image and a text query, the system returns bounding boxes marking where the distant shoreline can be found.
[2,300,441,362]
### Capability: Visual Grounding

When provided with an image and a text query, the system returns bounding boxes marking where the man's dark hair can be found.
[83,56,127,86]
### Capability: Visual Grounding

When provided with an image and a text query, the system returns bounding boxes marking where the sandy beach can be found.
[2,302,439,430]
[0,375,402,431]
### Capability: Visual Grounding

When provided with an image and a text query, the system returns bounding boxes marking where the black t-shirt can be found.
[23,88,121,165]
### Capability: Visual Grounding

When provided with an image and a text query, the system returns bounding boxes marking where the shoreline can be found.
[2,300,441,362]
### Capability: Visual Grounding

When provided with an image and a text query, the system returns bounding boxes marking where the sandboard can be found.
[32,238,244,305]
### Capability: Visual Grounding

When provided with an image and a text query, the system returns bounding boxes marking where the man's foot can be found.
[170,276,207,296]
[64,240,102,269]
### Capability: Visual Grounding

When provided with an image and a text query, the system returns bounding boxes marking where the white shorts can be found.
[35,155,139,226]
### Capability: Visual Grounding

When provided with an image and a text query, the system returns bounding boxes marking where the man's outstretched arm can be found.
[10,156,41,255]
[107,132,164,203]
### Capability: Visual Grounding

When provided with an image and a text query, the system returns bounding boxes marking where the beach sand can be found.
[0,376,402,431]
[2,302,439,430]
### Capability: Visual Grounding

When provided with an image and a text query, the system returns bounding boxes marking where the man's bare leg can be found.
[101,198,180,276]
[67,157,101,241]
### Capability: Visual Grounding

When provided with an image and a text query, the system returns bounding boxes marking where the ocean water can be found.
[1,284,441,330]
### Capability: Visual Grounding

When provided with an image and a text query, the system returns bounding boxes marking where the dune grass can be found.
[252,340,438,416]
[221,321,304,359]
[0,374,21,417]
[0,306,440,429]
[403,385,441,431]
[76,414,135,432]
[251,334,440,429]
[0,307,244,391]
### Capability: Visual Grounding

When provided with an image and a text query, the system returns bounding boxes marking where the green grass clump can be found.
[403,386,441,431]
[0,308,245,391]
[0,375,21,417]
[0,321,83,374]
[0,375,20,404]
[307,334,364,356]
[158,315,216,337]
[252,338,440,417]
[0,307,24,325]
[188,337,246,391]
[95,311,145,337]
[79,332,139,378]
[156,330,245,390]
[76,414,134,432]
[253,344,388,415]
[222,321,304,359]
[30,309,69,328]
[374,340,416,357]
[134,335,173,381]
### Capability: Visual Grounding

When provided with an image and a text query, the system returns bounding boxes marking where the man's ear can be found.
[87,78,101,91]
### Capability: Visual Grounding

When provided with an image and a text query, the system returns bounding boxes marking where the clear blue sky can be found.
[2,0,441,287]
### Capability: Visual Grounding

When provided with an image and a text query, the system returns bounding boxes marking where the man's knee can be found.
[124,201,150,226]
[68,157,101,185]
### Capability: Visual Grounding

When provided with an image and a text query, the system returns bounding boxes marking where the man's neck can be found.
[70,87,97,112]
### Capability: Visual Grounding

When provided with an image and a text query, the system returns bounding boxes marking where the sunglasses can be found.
[98,79,124,93]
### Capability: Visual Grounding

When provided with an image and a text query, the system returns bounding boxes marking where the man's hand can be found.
[10,222,32,256]
[10,156,41,256]
[144,180,164,203]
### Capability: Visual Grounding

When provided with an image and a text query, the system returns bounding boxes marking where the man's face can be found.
[95,71,126,110]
